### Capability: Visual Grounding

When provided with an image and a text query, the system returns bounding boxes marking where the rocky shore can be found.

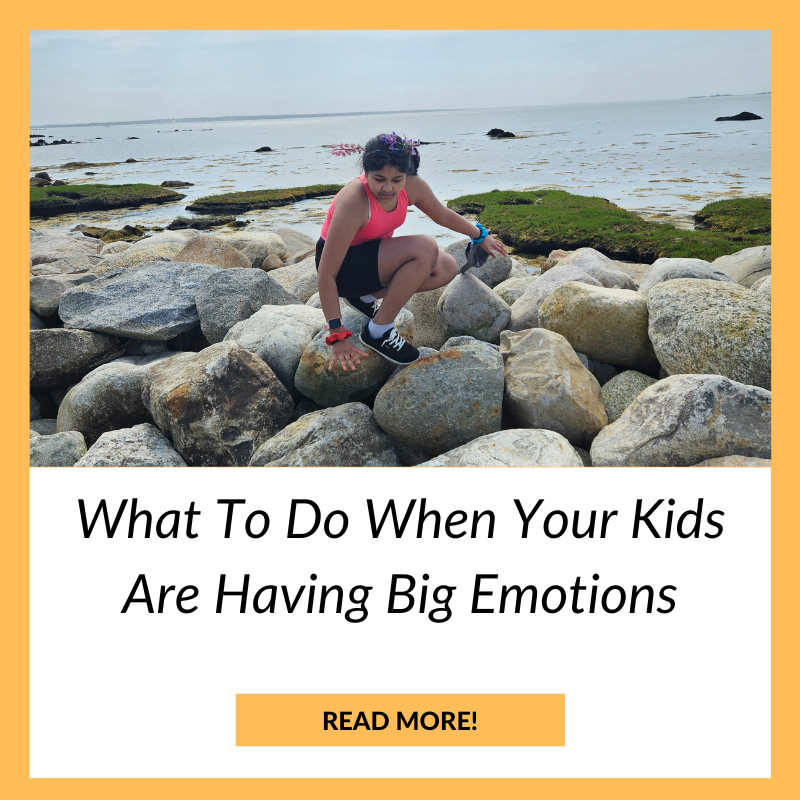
[29,223,771,468]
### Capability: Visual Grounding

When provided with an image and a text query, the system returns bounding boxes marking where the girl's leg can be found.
[372,236,458,325]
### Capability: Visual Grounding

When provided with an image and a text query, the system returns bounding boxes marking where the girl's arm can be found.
[317,186,370,370]
[407,176,508,258]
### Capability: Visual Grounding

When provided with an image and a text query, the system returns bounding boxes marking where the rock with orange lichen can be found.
[141,341,293,466]
[373,338,503,456]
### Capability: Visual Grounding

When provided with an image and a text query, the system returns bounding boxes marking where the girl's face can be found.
[367,165,406,201]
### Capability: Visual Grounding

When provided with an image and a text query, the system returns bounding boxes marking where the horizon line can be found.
[30,92,771,129]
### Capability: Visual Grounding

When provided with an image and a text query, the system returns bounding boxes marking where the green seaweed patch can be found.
[447,189,771,262]
[30,183,186,218]
[186,184,343,214]
[693,197,771,236]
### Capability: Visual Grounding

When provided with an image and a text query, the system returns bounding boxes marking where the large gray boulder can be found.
[30,254,105,277]
[403,287,449,349]
[509,264,602,331]
[220,230,287,268]
[30,273,97,317]
[417,429,583,467]
[437,273,511,344]
[173,235,252,270]
[637,257,735,297]
[601,370,658,423]
[195,269,301,344]
[31,329,125,389]
[647,279,771,390]
[75,423,187,467]
[30,229,98,265]
[556,248,638,290]
[224,305,325,394]
[59,261,221,340]
[501,328,607,448]
[141,341,294,466]
[373,338,503,456]
[590,375,771,466]
[294,307,414,407]
[443,239,512,288]
[540,282,659,371]
[713,245,771,287]
[30,430,87,467]
[94,232,196,274]
[250,402,398,466]
[267,256,318,302]
[56,353,177,444]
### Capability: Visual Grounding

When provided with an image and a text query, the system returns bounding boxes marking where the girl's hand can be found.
[328,338,370,371]
[480,234,508,259]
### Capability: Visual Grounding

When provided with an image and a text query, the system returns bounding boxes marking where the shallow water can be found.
[30,94,771,243]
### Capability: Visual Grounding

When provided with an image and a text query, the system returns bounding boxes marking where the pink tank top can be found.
[320,173,409,246]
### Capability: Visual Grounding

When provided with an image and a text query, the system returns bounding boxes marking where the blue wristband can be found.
[472,222,489,244]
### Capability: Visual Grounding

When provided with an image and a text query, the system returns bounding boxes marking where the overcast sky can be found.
[30,30,771,125]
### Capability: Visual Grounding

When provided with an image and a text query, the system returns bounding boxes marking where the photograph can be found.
[28,29,772,468]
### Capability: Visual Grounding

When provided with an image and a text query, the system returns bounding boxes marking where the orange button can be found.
[236,694,564,746]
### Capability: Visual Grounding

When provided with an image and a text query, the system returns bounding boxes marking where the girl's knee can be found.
[417,235,439,263]
[436,252,458,281]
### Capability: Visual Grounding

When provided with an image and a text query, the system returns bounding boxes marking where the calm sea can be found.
[30,94,771,243]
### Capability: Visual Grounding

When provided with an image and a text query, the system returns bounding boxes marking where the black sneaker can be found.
[359,325,420,365]
[345,296,380,318]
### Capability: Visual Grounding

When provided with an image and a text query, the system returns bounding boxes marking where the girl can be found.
[316,133,508,370]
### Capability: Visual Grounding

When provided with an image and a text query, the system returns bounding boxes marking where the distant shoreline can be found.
[31,92,771,130]
[30,108,465,130]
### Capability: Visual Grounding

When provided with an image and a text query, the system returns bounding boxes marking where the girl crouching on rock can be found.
[316,133,507,370]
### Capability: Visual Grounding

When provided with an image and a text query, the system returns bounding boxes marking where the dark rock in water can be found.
[486,128,505,135]
[100,224,147,243]
[30,138,74,146]
[715,111,763,121]
[125,158,137,162]
[255,146,273,152]
[52,180,67,186]
[30,177,51,186]
[161,180,195,188]
[127,137,139,140]
[35,172,50,179]
[85,171,97,175]
[167,215,235,230]
[496,131,516,138]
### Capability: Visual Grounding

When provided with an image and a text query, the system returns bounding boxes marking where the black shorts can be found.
[315,237,385,297]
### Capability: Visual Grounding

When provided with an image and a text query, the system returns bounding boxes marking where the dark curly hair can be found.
[360,133,420,176]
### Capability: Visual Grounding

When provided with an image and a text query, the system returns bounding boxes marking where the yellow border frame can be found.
[7,10,791,798]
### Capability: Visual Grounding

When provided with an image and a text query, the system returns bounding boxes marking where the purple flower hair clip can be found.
[331,143,365,157]
[380,132,421,156]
